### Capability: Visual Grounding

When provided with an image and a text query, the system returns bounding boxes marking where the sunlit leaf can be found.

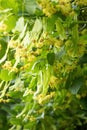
[56,18,66,40]
[0,69,14,81]
[24,0,38,15]
[13,17,24,32]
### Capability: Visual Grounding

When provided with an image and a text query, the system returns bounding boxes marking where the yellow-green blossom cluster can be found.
[76,0,87,6]
[37,0,56,17]
[35,92,55,104]
[0,22,7,31]
[37,0,72,16]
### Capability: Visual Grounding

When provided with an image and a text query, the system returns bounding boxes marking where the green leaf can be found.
[0,39,7,59]
[80,97,87,110]
[24,0,38,15]
[69,78,83,94]
[10,117,22,125]
[13,17,24,32]
[9,78,24,91]
[47,52,55,65]
[32,19,42,34]
[0,0,19,13]
[19,23,27,40]
[0,69,14,81]
[79,54,87,65]
[71,24,79,46]
[42,67,50,95]
[56,18,66,40]
[0,8,12,14]
[34,71,43,98]
[5,15,17,31]
[22,31,30,47]
[30,19,42,40]
[79,34,87,44]
[55,46,66,60]
[43,15,57,33]
[71,14,79,48]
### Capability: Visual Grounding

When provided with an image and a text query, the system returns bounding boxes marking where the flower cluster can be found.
[0,22,7,31]
[37,0,56,17]
[76,0,87,6]
[35,92,55,104]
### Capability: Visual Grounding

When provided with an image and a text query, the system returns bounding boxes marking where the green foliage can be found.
[0,0,87,130]
[0,69,14,81]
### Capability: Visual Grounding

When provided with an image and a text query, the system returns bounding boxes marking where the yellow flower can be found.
[28,54,36,62]
[5,99,11,103]
[0,99,10,103]
[8,40,18,48]
[38,0,56,17]
[15,46,28,61]
[35,94,44,104]
[36,92,55,104]
[37,108,44,114]
[76,94,81,99]
[49,75,58,88]
[29,116,36,122]
[0,99,3,103]
[11,67,18,73]
[54,39,63,48]
[36,42,44,48]
[58,0,70,4]
[2,61,12,70]
[77,0,87,6]
[0,22,7,31]
[60,4,71,15]
[20,63,30,70]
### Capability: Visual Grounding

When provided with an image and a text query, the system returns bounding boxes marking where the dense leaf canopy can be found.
[0,0,87,130]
